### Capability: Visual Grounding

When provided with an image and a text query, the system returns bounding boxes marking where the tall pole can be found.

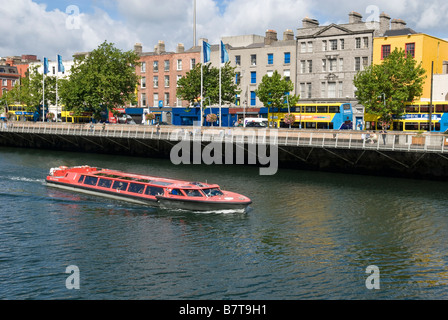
[42,71,45,122]
[193,0,197,47]
[219,41,222,127]
[200,41,203,127]
[429,61,434,132]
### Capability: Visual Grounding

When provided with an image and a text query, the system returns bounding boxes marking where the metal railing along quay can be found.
[2,122,448,154]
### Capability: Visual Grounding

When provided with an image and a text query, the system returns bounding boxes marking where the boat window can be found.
[185,189,203,197]
[113,181,128,191]
[202,188,224,197]
[98,178,113,188]
[84,176,99,186]
[169,189,184,196]
[78,175,85,183]
[128,183,145,194]
[145,186,164,196]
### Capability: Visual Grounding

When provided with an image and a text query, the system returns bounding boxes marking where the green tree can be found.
[1,66,57,112]
[354,48,426,124]
[59,41,140,118]
[255,70,300,113]
[176,62,240,108]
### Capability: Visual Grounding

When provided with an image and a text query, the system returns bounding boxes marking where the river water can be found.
[0,146,447,300]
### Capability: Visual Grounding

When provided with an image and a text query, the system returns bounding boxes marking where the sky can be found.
[1,0,448,61]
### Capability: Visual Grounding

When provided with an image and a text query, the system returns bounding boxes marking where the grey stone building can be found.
[208,29,298,109]
[295,11,391,104]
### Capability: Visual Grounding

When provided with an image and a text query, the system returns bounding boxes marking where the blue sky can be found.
[1,0,448,60]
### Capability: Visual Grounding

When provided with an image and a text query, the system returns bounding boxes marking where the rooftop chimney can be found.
[265,29,278,45]
[379,12,391,36]
[155,40,166,54]
[391,19,406,30]
[302,17,319,28]
[283,29,294,41]
[349,11,363,24]
[134,43,143,55]
[176,43,185,53]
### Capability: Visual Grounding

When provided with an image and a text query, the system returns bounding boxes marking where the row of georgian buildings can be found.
[135,11,448,122]
[2,11,448,124]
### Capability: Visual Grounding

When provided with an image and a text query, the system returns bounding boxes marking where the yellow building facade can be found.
[373,32,448,100]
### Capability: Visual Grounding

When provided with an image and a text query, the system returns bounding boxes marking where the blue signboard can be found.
[158,100,164,108]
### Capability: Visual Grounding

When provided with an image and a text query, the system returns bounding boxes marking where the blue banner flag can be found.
[44,57,49,74]
[203,41,211,63]
[57,55,65,73]
[221,41,229,64]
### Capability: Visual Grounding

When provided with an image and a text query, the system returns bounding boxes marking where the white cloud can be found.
[1,0,447,61]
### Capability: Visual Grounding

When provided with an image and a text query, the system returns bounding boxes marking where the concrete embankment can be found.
[0,123,447,181]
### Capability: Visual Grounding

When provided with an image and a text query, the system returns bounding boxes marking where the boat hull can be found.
[46,180,251,212]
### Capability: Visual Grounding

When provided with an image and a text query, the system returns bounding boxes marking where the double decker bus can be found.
[7,104,43,121]
[365,101,448,132]
[269,102,353,129]
[61,110,93,123]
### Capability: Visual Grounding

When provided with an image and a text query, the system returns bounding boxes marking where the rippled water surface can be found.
[1,147,448,300]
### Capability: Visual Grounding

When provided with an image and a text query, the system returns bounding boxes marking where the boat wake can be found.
[6,176,45,184]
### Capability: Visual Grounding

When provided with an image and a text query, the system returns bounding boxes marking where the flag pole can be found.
[200,41,203,128]
[42,68,45,123]
[219,41,222,128]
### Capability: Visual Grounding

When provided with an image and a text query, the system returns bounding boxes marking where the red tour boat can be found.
[46,166,252,212]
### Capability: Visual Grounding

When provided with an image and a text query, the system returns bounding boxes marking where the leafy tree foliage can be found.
[255,70,300,112]
[59,41,140,118]
[354,48,426,124]
[1,66,57,112]
[176,62,239,108]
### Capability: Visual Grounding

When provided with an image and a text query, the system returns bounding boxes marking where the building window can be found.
[235,55,241,66]
[235,72,241,85]
[381,45,391,60]
[251,71,257,84]
[322,40,327,51]
[190,59,196,69]
[153,61,159,72]
[177,59,182,71]
[164,60,170,72]
[329,59,336,72]
[363,37,369,48]
[177,75,182,87]
[141,62,146,73]
[307,83,312,99]
[330,39,338,51]
[153,76,159,88]
[300,83,306,98]
[406,43,415,58]
[268,53,274,65]
[250,91,256,106]
[307,41,313,53]
[2,79,7,86]
[284,52,291,64]
[321,82,326,98]
[338,81,343,98]
[355,57,361,71]
[153,93,159,107]
[307,60,313,73]
[301,42,307,53]
[141,76,146,88]
[362,57,369,70]
[164,75,170,87]
[355,38,361,49]
[141,93,147,107]
[328,82,336,98]
[284,70,290,82]
[164,93,170,106]
[250,54,257,66]
[322,59,327,72]
[340,39,345,50]
[300,60,306,74]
